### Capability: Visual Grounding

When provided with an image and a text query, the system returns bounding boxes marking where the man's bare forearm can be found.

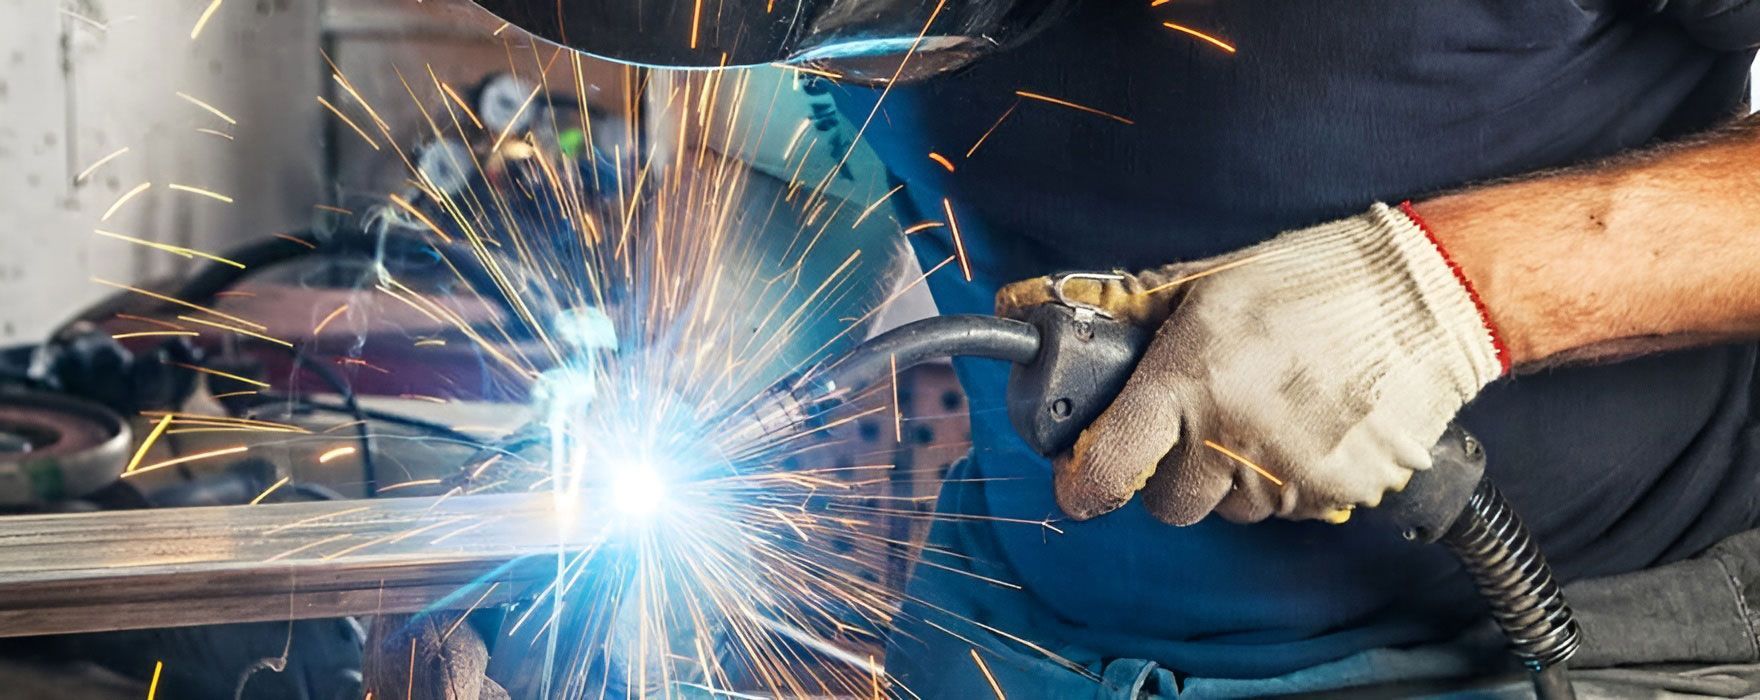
[1416,115,1760,368]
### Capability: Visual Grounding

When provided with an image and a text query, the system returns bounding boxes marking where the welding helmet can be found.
[467,0,1075,84]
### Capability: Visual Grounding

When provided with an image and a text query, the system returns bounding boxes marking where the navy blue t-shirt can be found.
[834,1,1760,679]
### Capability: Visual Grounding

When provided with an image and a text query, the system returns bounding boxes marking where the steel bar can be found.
[0,493,584,637]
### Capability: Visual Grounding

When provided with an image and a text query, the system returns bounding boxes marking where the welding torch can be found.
[738,274,1584,699]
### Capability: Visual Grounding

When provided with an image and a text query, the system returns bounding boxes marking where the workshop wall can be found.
[0,0,325,346]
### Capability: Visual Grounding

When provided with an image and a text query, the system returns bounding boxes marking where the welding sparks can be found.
[175,91,237,125]
[146,660,164,700]
[1202,439,1285,486]
[971,649,1007,700]
[126,446,250,477]
[1015,90,1135,125]
[943,198,973,281]
[190,0,223,39]
[317,96,381,151]
[75,147,128,183]
[101,182,151,221]
[250,476,291,505]
[318,446,358,464]
[125,415,174,475]
[927,152,956,172]
[1162,21,1238,53]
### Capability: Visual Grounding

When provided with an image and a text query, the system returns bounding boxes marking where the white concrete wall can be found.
[0,0,325,344]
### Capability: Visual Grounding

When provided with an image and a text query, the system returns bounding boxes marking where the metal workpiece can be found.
[0,493,574,638]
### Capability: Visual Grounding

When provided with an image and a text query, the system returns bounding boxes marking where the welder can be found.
[460,1,1760,696]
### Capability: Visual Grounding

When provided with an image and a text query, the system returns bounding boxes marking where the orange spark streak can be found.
[111,331,198,340]
[273,233,317,249]
[189,0,222,39]
[126,445,249,477]
[75,147,128,183]
[1014,90,1136,125]
[1202,439,1284,486]
[147,660,164,699]
[488,83,542,153]
[942,198,973,281]
[125,414,174,474]
[250,476,290,505]
[168,183,234,203]
[902,221,944,235]
[852,184,905,229]
[171,362,271,388]
[389,193,455,243]
[318,446,357,464]
[690,0,704,48]
[1162,21,1238,53]
[971,649,1007,699]
[312,303,349,336]
[313,204,353,215]
[92,277,267,330]
[439,82,486,131]
[1141,249,1278,295]
[492,21,510,36]
[966,101,1019,158]
[102,182,151,221]
[928,152,956,172]
[175,92,236,125]
[317,96,381,151]
[209,390,258,400]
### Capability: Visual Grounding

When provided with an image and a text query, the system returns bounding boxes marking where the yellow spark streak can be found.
[1141,249,1279,295]
[317,96,381,151]
[190,0,223,39]
[1202,439,1285,486]
[942,198,973,281]
[902,221,944,235]
[492,21,510,36]
[971,649,1007,699]
[771,63,843,79]
[101,182,151,221]
[168,183,234,203]
[927,152,956,172]
[209,390,260,400]
[195,127,234,140]
[171,362,271,388]
[95,229,245,268]
[75,147,128,183]
[488,83,542,153]
[175,91,236,125]
[313,303,349,336]
[124,415,174,475]
[126,445,249,477]
[146,660,164,700]
[318,446,356,464]
[1162,21,1237,53]
[112,331,198,340]
[175,315,293,347]
[1014,90,1136,125]
[413,338,446,347]
[91,277,267,330]
[250,476,291,505]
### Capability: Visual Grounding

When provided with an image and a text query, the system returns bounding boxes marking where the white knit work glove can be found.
[996,203,1508,524]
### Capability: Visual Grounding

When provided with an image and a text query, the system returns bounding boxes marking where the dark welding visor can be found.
[468,0,1073,83]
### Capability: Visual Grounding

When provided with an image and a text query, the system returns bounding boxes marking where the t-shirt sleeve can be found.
[1646,0,1760,50]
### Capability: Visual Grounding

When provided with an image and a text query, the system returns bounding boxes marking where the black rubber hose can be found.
[1439,479,1582,699]
[801,314,1040,396]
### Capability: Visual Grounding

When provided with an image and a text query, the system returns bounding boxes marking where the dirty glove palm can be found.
[997,204,1506,524]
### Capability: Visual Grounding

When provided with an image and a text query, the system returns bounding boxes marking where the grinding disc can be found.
[0,392,131,506]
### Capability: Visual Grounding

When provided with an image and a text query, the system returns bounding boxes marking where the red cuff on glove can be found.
[1399,201,1512,374]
